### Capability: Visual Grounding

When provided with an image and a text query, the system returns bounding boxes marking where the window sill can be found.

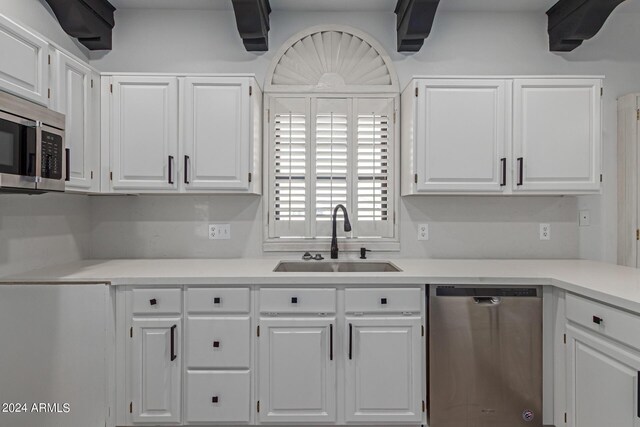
[263,239,400,253]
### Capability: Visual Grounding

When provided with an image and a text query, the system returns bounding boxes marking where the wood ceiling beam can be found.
[547,0,626,52]
[395,0,440,52]
[231,0,272,52]
[44,0,116,50]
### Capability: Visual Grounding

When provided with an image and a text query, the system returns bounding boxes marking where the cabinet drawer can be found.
[187,288,250,314]
[132,288,181,315]
[187,316,250,369]
[566,293,640,350]
[345,288,422,313]
[186,370,250,423]
[260,288,336,313]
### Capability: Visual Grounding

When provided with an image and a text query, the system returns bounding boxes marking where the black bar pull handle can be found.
[168,156,174,184]
[637,371,640,418]
[184,155,190,184]
[500,157,506,186]
[65,148,70,181]
[170,324,177,361]
[593,315,603,325]
[329,324,333,361]
[349,323,353,360]
[517,157,524,186]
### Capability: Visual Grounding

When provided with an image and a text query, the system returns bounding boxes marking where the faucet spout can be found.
[331,204,351,259]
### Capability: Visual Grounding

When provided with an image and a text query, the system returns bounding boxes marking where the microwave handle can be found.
[65,148,70,182]
[27,152,36,177]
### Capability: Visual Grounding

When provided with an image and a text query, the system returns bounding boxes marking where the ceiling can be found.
[109,0,640,13]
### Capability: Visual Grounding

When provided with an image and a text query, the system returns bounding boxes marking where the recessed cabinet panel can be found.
[513,79,601,192]
[186,371,251,423]
[187,316,250,369]
[259,317,336,423]
[345,317,422,423]
[0,15,48,105]
[110,76,178,191]
[182,77,250,191]
[416,79,509,192]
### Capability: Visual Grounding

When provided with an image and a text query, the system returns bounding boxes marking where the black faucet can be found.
[331,204,352,259]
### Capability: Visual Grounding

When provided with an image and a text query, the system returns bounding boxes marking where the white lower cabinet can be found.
[186,371,251,423]
[258,317,337,423]
[345,317,423,423]
[131,317,182,424]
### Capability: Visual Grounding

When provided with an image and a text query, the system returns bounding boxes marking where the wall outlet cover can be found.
[539,223,551,241]
[418,224,429,241]
[579,210,591,227]
[209,224,231,240]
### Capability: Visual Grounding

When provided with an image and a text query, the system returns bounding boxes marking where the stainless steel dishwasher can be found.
[429,286,542,427]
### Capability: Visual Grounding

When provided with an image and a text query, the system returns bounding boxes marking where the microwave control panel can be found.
[41,131,62,180]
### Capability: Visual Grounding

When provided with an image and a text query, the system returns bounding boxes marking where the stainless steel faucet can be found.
[330,204,352,259]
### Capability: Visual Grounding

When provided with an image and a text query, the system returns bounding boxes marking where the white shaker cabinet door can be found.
[566,324,640,427]
[110,76,179,191]
[415,79,510,192]
[181,77,251,191]
[513,78,601,193]
[258,317,336,423]
[54,51,96,192]
[0,15,49,105]
[131,318,182,424]
[344,317,423,423]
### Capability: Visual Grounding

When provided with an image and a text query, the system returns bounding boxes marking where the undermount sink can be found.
[273,261,402,273]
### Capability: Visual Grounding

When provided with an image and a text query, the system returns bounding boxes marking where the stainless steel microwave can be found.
[0,91,66,193]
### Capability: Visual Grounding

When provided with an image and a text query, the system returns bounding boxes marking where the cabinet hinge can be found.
[257,401,260,412]
[48,54,51,65]
[600,87,603,97]
[91,170,94,180]
[421,325,424,337]
[130,327,133,338]
[393,110,396,123]
[600,174,603,182]
[422,400,425,412]
[257,325,260,337]
[637,109,640,121]
[414,174,418,184]
[110,171,113,181]
[563,333,566,344]
[267,109,270,123]
[415,87,418,97]
[91,79,94,89]
[47,88,51,99]
[248,172,252,183]
[110,84,113,93]
[249,86,252,96]
[129,402,132,413]
[636,229,639,241]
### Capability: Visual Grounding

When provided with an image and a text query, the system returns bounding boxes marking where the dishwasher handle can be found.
[473,297,501,305]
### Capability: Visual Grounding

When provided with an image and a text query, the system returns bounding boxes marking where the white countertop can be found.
[4,258,640,313]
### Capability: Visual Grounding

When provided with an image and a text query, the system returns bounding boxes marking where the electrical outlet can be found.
[539,223,551,241]
[209,224,230,240]
[579,210,591,227]
[418,224,429,241]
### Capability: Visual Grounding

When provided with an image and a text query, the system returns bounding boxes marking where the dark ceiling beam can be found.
[547,0,626,52]
[394,0,440,52]
[231,0,271,52]
[44,0,116,50]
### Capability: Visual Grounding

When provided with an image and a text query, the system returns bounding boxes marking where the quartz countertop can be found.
[4,258,640,313]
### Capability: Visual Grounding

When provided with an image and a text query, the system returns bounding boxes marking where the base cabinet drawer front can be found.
[187,287,250,314]
[566,325,640,427]
[186,370,251,423]
[260,288,336,314]
[345,288,422,313]
[132,288,182,315]
[187,316,250,369]
[345,317,423,423]
[566,293,640,351]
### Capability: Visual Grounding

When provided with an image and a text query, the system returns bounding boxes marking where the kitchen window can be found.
[265,95,399,251]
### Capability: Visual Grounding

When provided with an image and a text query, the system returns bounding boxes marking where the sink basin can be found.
[273,261,402,273]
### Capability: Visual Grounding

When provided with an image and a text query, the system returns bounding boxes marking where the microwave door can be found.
[0,111,37,191]
[36,125,65,192]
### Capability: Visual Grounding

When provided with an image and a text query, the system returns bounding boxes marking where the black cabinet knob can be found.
[213,341,220,348]
[381,298,388,305]
[213,297,221,304]
[291,297,298,304]
[211,396,219,403]
[593,315,603,325]
[150,298,157,306]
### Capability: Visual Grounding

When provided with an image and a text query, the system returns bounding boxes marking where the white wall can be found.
[0,194,91,276]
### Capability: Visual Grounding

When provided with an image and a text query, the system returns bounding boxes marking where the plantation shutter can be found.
[354,98,394,238]
[270,97,309,238]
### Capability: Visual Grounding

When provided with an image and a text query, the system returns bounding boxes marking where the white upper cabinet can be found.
[0,15,49,105]
[181,77,260,193]
[402,76,602,195]
[513,78,602,193]
[411,79,510,193]
[53,51,98,192]
[108,76,179,191]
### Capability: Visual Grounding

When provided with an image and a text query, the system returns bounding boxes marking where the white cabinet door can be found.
[513,79,601,193]
[54,51,96,192]
[110,76,178,191]
[258,317,336,423]
[566,324,640,427]
[345,317,423,423]
[0,15,49,105]
[181,77,251,192]
[131,318,181,424]
[415,79,509,192]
